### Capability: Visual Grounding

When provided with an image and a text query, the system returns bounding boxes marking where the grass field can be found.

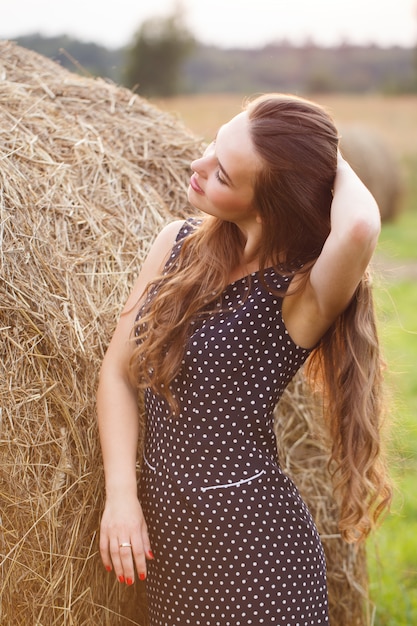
[156,94,417,626]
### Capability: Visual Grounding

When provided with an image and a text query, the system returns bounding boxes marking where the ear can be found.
[255,214,263,224]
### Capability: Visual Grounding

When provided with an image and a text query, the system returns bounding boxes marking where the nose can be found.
[190,155,207,175]
[191,142,215,174]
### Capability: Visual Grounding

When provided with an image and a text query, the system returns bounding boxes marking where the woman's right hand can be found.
[97,221,185,585]
[99,493,153,585]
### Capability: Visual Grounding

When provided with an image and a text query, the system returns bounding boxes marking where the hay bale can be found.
[0,40,201,626]
[339,124,404,222]
[0,40,368,625]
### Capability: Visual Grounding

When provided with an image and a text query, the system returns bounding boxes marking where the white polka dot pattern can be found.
[138,220,329,625]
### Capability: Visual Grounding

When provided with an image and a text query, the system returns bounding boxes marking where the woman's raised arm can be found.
[283,154,381,348]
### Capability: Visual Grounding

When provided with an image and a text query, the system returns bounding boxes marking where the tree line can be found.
[10,13,417,97]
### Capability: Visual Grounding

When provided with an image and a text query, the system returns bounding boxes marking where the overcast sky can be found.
[2,0,417,49]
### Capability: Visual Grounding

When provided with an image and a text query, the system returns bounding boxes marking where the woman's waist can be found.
[142,441,283,490]
[143,426,278,468]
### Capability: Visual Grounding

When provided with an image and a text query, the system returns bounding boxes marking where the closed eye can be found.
[215,169,228,185]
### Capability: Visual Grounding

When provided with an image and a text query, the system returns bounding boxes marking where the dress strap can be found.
[162,217,202,274]
[175,216,202,242]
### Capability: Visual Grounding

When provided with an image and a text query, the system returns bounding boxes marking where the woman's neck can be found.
[238,221,262,263]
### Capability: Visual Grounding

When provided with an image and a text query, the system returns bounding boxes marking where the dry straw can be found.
[1,41,369,625]
[339,124,403,222]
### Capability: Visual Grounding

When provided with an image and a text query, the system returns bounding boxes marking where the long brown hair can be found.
[131,93,391,541]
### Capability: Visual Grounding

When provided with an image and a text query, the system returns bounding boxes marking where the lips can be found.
[190,174,204,194]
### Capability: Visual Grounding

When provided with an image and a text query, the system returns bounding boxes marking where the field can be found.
[153,93,417,157]
[155,94,417,626]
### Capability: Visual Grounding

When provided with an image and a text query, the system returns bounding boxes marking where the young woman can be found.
[97,94,391,625]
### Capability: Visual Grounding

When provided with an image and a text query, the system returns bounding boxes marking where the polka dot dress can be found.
[138,220,329,625]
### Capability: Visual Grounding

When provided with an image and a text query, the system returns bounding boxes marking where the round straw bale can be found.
[0,40,369,625]
[339,124,404,222]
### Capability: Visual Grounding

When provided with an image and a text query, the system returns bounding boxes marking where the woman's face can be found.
[188,111,262,230]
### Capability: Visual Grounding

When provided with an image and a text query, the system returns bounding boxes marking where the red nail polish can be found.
[126,577,133,586]
[139,573,146,581]
[148,550,155,560]
[118,575,125,583]
[105,565,112,572]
